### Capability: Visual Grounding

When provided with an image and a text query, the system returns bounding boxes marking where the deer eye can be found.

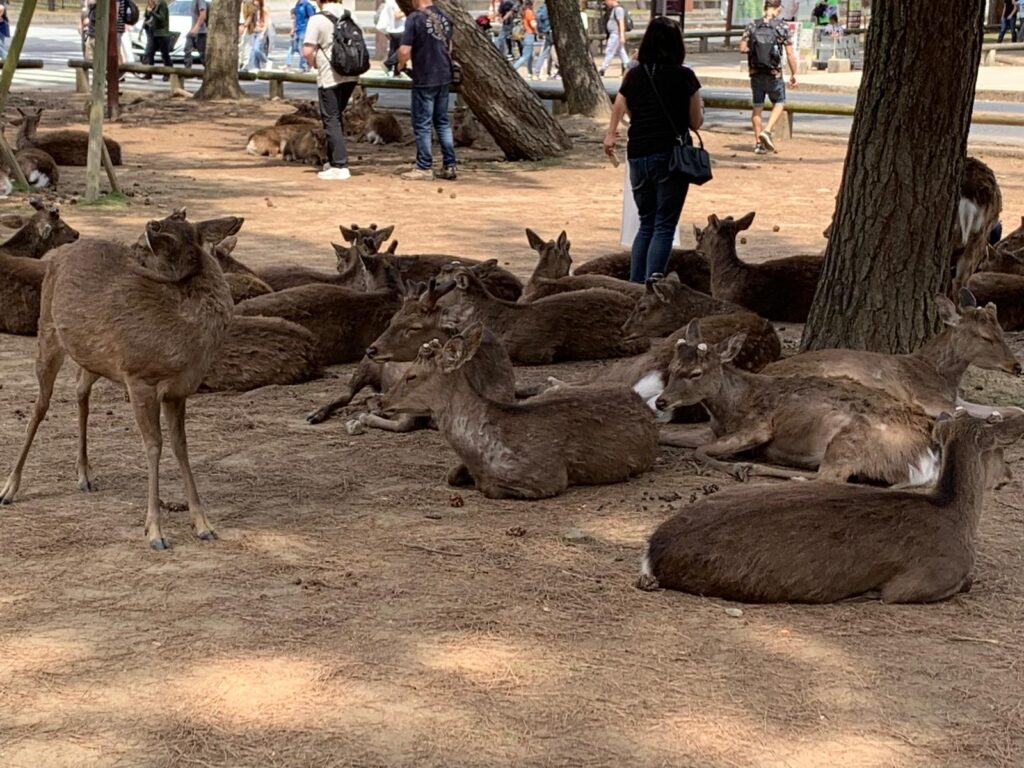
[687,370,703,379]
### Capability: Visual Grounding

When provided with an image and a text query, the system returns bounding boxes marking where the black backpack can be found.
[748,19,782,72]
[601,3,633,35]
[321,10,370,77]
[123,0,140,26]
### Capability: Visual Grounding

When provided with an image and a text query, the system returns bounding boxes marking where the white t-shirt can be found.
[781,0,800,20]
[377,0,405,35]
[303,1,359,88]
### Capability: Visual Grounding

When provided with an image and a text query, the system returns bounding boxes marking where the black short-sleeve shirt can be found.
[618,64,701,159]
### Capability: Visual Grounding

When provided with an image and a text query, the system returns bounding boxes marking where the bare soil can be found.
[1,91,1023,768]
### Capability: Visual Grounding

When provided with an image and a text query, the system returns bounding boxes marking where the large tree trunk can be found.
[397,0,572,160]
[195,0,245,100]
[801,0,985,354]
[548,0,609,117]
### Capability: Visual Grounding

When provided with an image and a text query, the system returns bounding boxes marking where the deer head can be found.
[656,319,746,411]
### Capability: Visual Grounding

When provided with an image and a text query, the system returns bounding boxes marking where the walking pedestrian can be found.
[142,0,172,77]
[739,0,797,155]
[493,0,514,59]
[0,2,10,61]
[511,0,537,77]
[533,0,554,80]
[302,0,360,180]
[997,0,1018,44]
[184,0,207,68]
[396,0,457,181]
[602,16,703,282]
[377,0,406,76]
[243,0,270,71]
[599,0,629,77]
[286,0,317,71]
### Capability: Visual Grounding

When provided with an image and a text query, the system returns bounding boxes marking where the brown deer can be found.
[246,124,312,156]
[274,102,320,126]
[765,290,1021,417]
[361,251,523,302]
[0,201,82,335]
[965,272,1024,331]
[995,215,1024,253]
[254,227,394,291]
[655,319,937,485]
[978,244,1024,276]
[445,266,648,364]
[1,212,238,549]
[365,276,458,362]
[621,272,749,339]
[520,228,643,302]
[282,127,327,166]
[453,105,480,147]
[641,412,1024,604]
[347,93,403,144]
[380,324,659,498]
[234,266,403,366]
[201,316,321,392]
[573,249,711,294]
[14,107,122,165]
[1,146,60,189]
[211,237,275,302]
[951,157,1002,297]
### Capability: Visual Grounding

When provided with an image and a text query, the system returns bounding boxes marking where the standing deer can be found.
[1,212,238,549]
[641,412,1024,603]
[380,324,659,498]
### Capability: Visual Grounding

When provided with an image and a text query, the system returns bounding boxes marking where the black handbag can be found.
[645,64,713,186]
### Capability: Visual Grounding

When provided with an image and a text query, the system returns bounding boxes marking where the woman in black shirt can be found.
[603,17,703,282]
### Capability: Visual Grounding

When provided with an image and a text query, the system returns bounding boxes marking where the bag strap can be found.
[644,64,700,147]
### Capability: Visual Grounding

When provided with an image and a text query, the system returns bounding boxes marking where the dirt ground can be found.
[1,91,1023,768]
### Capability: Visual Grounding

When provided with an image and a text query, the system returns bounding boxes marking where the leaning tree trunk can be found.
[801,0,985,354]
[195,0,245,100]
[548,0,609,117]
[397,0,572,160]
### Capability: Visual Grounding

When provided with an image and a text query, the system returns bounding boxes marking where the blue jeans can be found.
[285,31,308,71]
[534,34,553,75]
[246,32,267,71]
[494,27,511,57]
[411,85,456,170]
[628,150,689,283]
[513,33,535,73]
[998,14,1018,42]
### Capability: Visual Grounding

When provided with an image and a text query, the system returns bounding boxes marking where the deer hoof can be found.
[78,479,100,492]
[730,463,753,482]
[196,529,218,542]
[306,409,329,425]
[635,574,660,592]
[149,537,171,551]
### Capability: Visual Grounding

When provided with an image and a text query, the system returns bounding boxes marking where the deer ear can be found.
[29,197,45,211]
[664,272,681,285]
[736,211,756,231]
[935,295,960,326]
[990,414,1024,446]
[339,225,358,242]
[215,235,238,256]
[684,318,702,345]
[525,228,545,252]
[707,214,720,228]
[194,216,243,245]
[651,277,673,304]
[719,333,746,363]
[454,272,470,290]
[441,322,485,373]
[958,287,978,309]
[376,224,395,243]
[693,224,703,242]
[556,231,569,250]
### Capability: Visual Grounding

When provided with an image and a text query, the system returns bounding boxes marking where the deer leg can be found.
[446,464,474,487]
[0,330,65,505]
[162,397,216,542]
[692,427,774,481]
[126,380,168,550]
[954,397,1024,419]
[75,368,101,492]
[880,563,972,604]
[306,358,381,424]
[356,412,428,433]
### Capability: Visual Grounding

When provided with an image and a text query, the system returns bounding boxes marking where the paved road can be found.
[12,26,1023,147]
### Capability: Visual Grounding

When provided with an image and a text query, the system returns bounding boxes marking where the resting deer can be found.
[695,212,823,322]
[282,127,327,166]
[655,319,937,485]
[348,93,403,145]
[641,411,1024,603]
[361,251,523,303]
[274,102,320,126]
[1,212,237,549]
[202,316,321,392]
[14,107,122,165]
[246,124,313,156]
[766,290,1021,417]
[520,228,642,302]
[573,248,711,294]
[995,215,1024,253]
[978,244,1024,276]
[0,201,82,335]
[445,266,647,364]
[380,324,659,499]
[965,272,1024,331]
[951,157,1002,297]
[621,272,749,339]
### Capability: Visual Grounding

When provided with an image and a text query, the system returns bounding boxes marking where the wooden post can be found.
[269,79,284,99]
[106,0,119,119]
[75,67,90,92]
[725,0,734,46]
[0,0,38,187]
[86,0,111,201]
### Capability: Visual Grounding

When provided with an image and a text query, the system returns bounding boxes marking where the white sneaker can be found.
[318,166,351,180]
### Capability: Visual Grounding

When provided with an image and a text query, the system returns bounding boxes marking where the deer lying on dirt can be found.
[573,249,711,294]
[282,127,327,166]
[274,102,320,126]
[520,229,643,302]
[453,106,480,147]
[621,273,749,339]
[347,93,403,145]
[235,264,403,366]
[380,324,659,498]
[951,157,1002,297]
[246,123,313,156]
[14,107,122,165]
[212,237,275,302]
[765,290,1021,417]
[641,411,1024,603]
[695,212,822,322]
[1,212,237,549]
[996,216,1024,253]
[0,201,81,335]
[202,316,321,392]
[0,138,60,188]
[965,272,1024,331]
[655,320,937,485]
[978,244,1024,276]
[446,267,647,364]
[360,250,523,302]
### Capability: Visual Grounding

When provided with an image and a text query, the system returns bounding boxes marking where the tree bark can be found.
[548,0,610,117]
[397,0,572,160]
[801,0,985,354]
[195,0,245,100]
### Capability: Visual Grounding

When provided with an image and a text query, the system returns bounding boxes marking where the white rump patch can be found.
[905,448,940,487]
[366,131,384,146]
[640,544,653,579]
[633,371,671,421]
[0,175,11,197]
[958,198,983,246]
[29,171,49,189]
[245,139,259,155]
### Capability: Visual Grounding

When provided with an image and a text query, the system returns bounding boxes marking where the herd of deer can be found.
[244,97,481,167]
[1,147,1023,603]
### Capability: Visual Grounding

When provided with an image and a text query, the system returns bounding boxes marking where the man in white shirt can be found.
[303,0,360,180]
[377,0,405,76]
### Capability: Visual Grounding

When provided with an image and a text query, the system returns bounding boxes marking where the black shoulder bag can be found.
[645,64,712,186]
